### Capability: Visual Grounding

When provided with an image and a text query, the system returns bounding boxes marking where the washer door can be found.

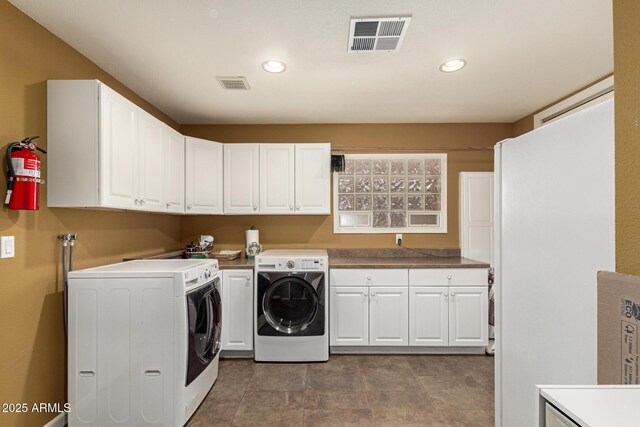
[186,278,221,386]
[262,276,319,334]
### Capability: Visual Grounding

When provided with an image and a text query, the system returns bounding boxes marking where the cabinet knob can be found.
[447,275,452,280]
[363,292,368,297]
[444,292,448,297]
[451,292,456,297]
[245,276,250,281]
[166,203,171,209]
[296,205,300,211]
[253,205,257,210]
[367,276,372,281]
[371,292,376,296]
[187,204,192,210]
[140,199,145,205]
[290,206,293,211]
[134,198,139,205]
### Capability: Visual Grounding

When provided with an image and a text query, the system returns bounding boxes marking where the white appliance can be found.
[494,99,615,426]
[254,249,329,362]
[67,259,222,427]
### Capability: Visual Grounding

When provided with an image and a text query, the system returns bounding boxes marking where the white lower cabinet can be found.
[409,286,448,346]
[448,286,488,346]
[221,270,253,351]
[370,287,409,346]
[331,268,488,349]
[330,287,369,346]
[330,269,408,347]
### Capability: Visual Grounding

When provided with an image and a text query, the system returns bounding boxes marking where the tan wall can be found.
[613,2,640,274]
[180,124,511,250]
[0,2,182,426]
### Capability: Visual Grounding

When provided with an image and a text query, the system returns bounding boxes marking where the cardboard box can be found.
[598,271,640,384]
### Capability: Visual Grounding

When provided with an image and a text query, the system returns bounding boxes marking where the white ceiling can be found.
[10,0,613,124]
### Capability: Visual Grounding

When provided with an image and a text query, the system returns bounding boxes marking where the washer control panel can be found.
[273,257,326,271]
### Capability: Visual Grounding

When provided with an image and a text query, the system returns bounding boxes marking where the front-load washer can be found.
[254,249,328,362]
[67,259,221,426]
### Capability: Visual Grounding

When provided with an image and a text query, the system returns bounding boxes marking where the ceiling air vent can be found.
[217,76,250,90]
[348,16,411,53]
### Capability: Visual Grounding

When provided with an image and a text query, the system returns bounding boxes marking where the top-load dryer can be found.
[254,249,329,362]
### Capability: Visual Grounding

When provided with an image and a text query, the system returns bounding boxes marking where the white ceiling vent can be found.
[348,16,412,53]
[217,76,250,90]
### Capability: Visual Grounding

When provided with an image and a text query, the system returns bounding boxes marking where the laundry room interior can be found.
[1,1,639,426]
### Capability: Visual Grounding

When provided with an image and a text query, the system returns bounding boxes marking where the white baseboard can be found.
[43,412,67,427]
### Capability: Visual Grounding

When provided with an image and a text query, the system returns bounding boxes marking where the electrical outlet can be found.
[396,234,403,246]
[1,236,15,259]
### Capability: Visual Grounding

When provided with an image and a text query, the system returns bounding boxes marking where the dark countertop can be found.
[329,257,489,269]
[125,249,488,270]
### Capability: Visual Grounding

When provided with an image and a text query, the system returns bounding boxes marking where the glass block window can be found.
[334,154,447,234]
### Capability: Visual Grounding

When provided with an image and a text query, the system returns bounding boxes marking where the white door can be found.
[294,143,330,214]
[330,287,368,346]
[409,286,448,346]
[259,144,295,214]
[224,144,259,214]
[185,137,223,214]
[448,286,488,346]
[460,172,494,265]
[369,286,409,346]
[99,85,138,209]
[163,127,184,213]
[221,270,253,351]
[137,110,165,211]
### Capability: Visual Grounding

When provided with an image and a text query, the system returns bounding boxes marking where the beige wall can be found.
[180,124,511,250]
[0,2,182,426]
[614,1,640,274]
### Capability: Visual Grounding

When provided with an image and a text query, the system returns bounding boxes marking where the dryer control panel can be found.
[257,257,326,271]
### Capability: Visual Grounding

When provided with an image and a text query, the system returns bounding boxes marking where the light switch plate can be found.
[1,236,15,259]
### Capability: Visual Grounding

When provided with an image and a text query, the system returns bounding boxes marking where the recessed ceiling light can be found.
[262,60,286,73]
[440,58,466,73]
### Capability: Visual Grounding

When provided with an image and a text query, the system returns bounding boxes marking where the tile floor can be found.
[187,354,494,426]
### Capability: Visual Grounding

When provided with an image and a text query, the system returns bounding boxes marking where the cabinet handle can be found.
[363,292,368,297]
[371,292,376,296]
[444,292,448,297]
[253,205,257,211]
[245,276,250,281]
[366,276,372,281]
[447,275,452,280]
[187,204,192,210]
[451,292,456,297]
[140,199,145,205]
[166,203,171,209]
[290,206,293,211]
[296,205,300,211]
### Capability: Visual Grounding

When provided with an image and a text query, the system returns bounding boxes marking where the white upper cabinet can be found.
[137,108,166,211]
[224,144,259,214]
[163,126,185,213]
[99,83,139,209]
[294,143,330,214]
[185,137,223,215]
[259,144,295,214]
[47,80,183,214]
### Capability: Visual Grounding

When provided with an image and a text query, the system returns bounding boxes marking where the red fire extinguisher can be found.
[4,136,46,210]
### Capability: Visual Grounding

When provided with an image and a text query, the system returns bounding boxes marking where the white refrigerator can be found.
[494,99,615,426]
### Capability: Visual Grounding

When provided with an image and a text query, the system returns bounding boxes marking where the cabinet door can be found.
[224,144,259,214]
[137,110,165,211]
[185,137,223,214]
[369,286,409,346]
[330,287,369,346]
[409,287,448,346]
[448,286,488,346]
[294,143,330,214]
[163,127,184,213]
[259,144,294,214]
[221,270,253,351]
[99,84,138,209]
